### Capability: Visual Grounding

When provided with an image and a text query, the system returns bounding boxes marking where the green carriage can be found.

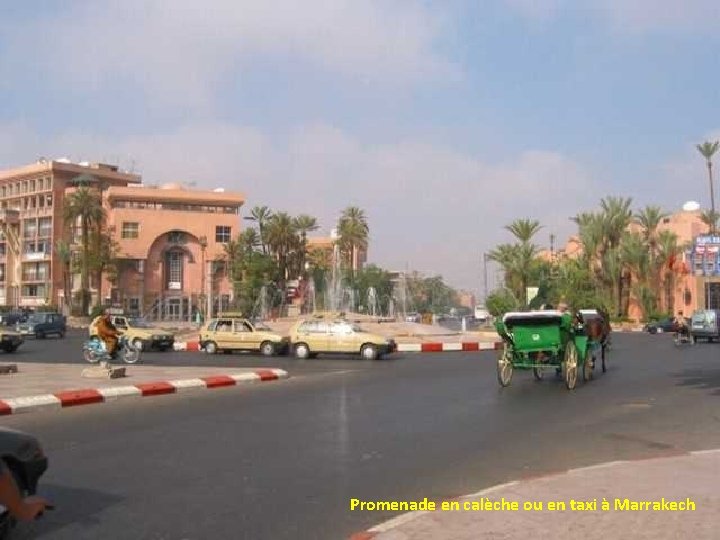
[495,311,594,390]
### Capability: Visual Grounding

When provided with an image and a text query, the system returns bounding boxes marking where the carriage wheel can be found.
[497,345,513,387]
[533,366,544,381]
[601,344,607,373]
[563,341,578,390]
[582,348,594,382]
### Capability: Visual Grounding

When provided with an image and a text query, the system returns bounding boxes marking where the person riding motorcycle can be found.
[674,311,689,338]
[95,310,120,359]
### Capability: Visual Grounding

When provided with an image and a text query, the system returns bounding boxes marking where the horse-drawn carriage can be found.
[495,309,609,390]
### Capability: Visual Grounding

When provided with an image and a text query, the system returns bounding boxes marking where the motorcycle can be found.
[83,334,141,364]
[673,328,694,346]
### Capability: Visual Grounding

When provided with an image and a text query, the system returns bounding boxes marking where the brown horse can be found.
[582,309,610,372]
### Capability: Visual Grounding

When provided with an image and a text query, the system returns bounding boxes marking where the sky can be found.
[2,0,720,298]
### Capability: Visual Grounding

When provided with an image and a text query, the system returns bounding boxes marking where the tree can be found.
[697,141,720,234]
[87,227,122,305]
[485,288,519,318]
[293,214,319,277]
[54,240,72,313]
[63,186,105,315]
[338,207,369,276]
[245,206,274,254]
[700,210,719,234]
[264,212,297,285]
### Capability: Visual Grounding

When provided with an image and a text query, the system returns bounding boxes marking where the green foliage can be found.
[89,305,105,318]
[346,264,393,314]
[486,288,519,317]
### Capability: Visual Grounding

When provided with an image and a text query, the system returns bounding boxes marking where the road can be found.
[3,332,720,539]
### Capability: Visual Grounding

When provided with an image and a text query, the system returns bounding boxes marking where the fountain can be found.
[325,229,345,312]
[253,285,270,320]
[304,276,317,313]
[392,273,409,320]
[367,287,378,317]
[387,297,395,319]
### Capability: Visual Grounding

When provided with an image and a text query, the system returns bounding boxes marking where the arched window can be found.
[165,249,184,290]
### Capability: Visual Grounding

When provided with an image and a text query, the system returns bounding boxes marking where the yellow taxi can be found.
[199,313,289,356]
[89,312,175,351]
[288,314,396,360]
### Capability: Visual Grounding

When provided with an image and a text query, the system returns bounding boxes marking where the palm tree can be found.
[54,240,72,314]
[697,141,720,234]
[245,206,274,254]
[293,214,319,275]
[699,210,719,234]
[505,219,542,244]
[63,186,105,314]
[338,207,369,274]
[656,230,681,313]
[635,205,669,290]
[265,212,297,284]
[599,197,633,314]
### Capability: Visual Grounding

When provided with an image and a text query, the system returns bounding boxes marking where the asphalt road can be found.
[3,332,720,539]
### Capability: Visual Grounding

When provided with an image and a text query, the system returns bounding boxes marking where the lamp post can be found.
[199,236,207,319]
[483,253,489,303]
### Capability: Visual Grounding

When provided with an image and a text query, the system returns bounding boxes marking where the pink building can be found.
[539,203,713,319]
[0,159,244,320]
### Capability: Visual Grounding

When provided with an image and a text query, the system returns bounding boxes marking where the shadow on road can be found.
[673,366,720,395]
[11,484,123,539]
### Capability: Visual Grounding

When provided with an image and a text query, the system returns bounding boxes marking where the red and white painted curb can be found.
[172,341,504,353]
[0,369,288,416]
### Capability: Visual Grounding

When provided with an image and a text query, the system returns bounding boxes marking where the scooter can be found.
[83,334,140,364]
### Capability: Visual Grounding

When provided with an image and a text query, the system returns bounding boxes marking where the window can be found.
[22,262,49,281]
[168,231,185,243]
[0,264,5,281]
[129,297,140,313]
[22,284,46,298]
[122,222,139,239]
[38,217,51,237]
[216,319,233,333]
[166,250,183,289]
[215,226,231,243]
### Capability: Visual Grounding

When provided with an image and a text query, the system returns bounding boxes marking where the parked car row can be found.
[645,309,720,343]
[198,312,396,360]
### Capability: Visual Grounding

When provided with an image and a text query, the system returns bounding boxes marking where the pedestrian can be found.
[0,460,51,521]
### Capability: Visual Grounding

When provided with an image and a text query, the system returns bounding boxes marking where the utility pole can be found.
[483,253,488,303]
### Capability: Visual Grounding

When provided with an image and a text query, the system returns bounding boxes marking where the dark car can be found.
[0,427,49,535]
[15,312,66,339]
[0,312,28,327]
[644,317,684,334]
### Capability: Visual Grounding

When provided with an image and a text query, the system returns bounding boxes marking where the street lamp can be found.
[483,253,489,303]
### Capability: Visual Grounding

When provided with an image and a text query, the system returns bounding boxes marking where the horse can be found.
[580,309,610,373]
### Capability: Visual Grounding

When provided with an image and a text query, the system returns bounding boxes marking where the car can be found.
[0,311,28,327]
[644,317,680,334]
[199,314,289,355]
[89,314,175,351]
[689,309,720,342]
[0,329,23,353]
[289,315,396,360]
[405,313,420,323]
[15,312,66,339]
[0,427,48,536]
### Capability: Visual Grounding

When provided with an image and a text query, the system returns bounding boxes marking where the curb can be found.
[0,369,289,416]
[350,447,715,539]
[172,341,505,353]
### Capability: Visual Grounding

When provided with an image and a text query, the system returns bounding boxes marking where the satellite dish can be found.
[683,201,700,211]
[213,188,225,192]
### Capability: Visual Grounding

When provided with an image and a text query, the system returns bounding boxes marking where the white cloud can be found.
[503,0,720,32]
[0,121,599,292]
[1,0,457,110]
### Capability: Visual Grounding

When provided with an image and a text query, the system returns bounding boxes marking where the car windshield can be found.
[127,318,152,327]
[26,314,45,323]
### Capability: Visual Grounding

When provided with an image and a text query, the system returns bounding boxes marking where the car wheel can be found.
[3,345,17,353]
[361,344,378,360]
[36,331,45,339]
[58,330,66,338]
[204,341,218,354]
[132,338,144,352]
[260,341,275,356]
[295,343,310,359]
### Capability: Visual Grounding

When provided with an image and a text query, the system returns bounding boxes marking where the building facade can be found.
[537,204,715,318]
[0,159,244,319]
